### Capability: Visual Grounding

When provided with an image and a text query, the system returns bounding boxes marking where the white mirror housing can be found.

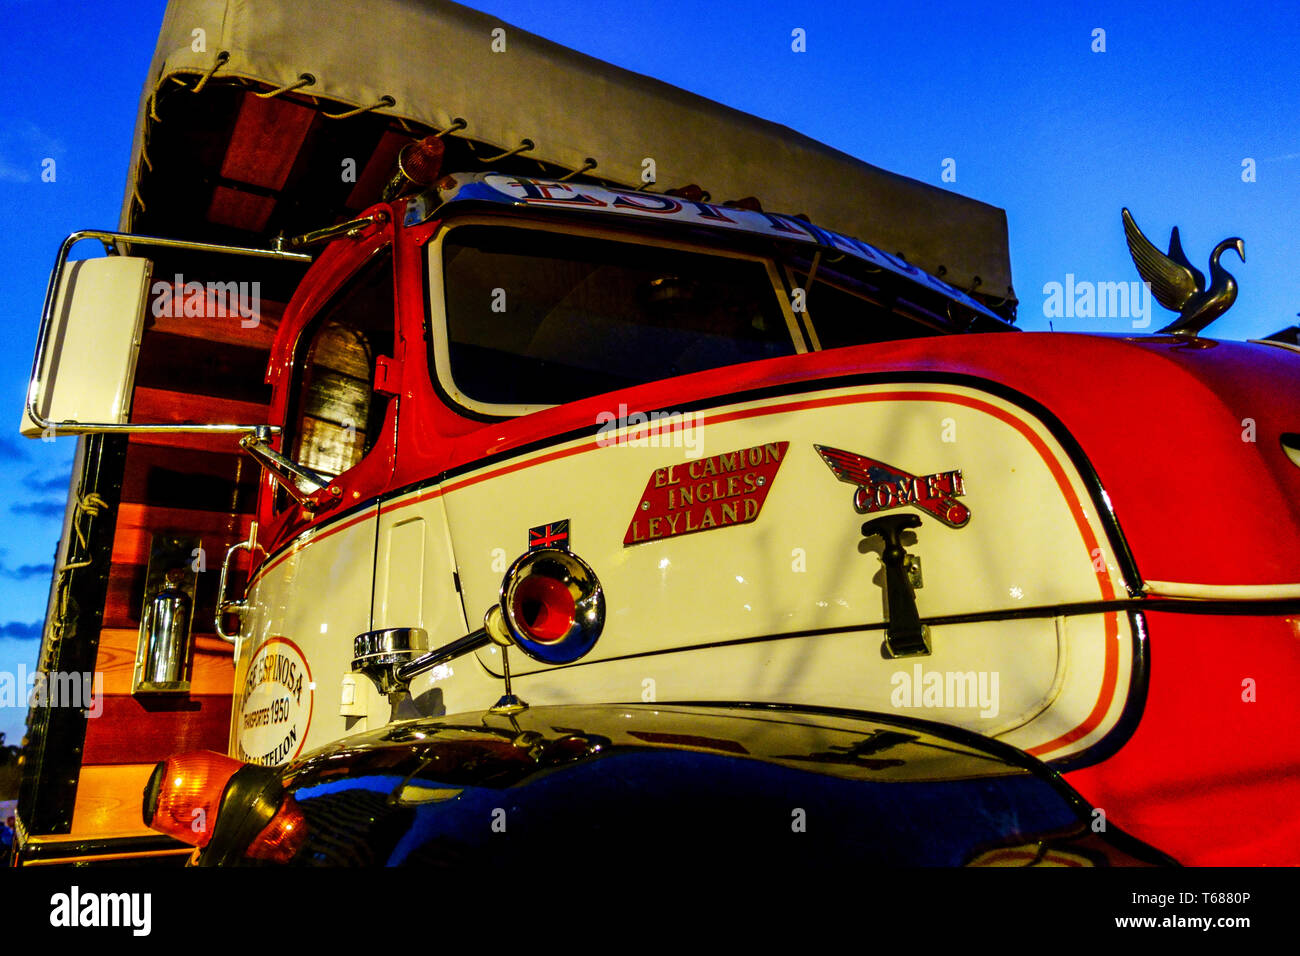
[20,255,151,437]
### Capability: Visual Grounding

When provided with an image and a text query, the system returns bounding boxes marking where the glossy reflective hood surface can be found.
[209,704,1175,867]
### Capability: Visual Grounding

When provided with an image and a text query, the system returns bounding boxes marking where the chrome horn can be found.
[351,548,606,717]
[497,548,605,665]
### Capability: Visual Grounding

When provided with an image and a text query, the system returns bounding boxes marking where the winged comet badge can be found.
[814,445,970,528]
[1122,207,1244,336]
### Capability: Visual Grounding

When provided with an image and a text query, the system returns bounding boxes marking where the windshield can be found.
[431,224,799,411]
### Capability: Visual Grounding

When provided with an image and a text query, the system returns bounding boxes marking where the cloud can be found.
[22,471,70,495]
[0,158,30,183]
[0,120,64,184]
[10,501,64,519]
[0,563,53,581]
[0,438,29,462]
[0,622,43,640]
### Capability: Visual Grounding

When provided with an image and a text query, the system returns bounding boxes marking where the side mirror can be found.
[21,230,309,438]
[20,255,151,437]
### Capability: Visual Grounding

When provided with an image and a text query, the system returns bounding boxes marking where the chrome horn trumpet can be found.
[497,548,605,665]
[351,548,606,717]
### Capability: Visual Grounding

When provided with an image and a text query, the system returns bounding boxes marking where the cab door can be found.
[233,240,401,762]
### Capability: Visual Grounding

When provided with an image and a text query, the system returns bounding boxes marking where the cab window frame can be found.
[424,215,807,418]
[780,257,950,350]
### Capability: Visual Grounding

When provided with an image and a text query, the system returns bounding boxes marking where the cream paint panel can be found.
[441,384,1125,668]
[377,517,426,627]
[424,382,1132,755]
[1007,611,1135,758]
[373,493,485,718]
[233,508,379,756]
[462,610,1132,762]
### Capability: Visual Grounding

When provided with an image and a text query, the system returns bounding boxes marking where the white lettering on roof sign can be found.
[431,174,998,320]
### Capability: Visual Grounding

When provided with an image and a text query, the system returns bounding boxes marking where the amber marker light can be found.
[143,750,245,847]
[244,795,308,863]
[381,135,446,201]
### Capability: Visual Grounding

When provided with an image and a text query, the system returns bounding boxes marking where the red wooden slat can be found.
[346,129,410,210]
[219,94,316,191]
[130,386,268,427]
[206,185,277,233]
[144,295,283,351]
[81,695,232,765]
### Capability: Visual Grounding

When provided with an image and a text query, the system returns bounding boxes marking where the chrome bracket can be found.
[239,426,340,512]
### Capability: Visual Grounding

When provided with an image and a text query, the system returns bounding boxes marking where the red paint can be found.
[1064,611,1300,865]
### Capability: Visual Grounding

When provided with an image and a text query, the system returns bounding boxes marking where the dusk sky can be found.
[0,0,1296,744]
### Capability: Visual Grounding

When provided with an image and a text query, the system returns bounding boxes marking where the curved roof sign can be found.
[419,173,1007,324]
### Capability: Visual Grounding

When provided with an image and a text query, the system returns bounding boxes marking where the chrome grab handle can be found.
[216,522,258,644]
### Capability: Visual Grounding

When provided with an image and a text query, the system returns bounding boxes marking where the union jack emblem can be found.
[528,519,571,551]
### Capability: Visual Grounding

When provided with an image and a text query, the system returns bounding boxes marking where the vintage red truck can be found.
[12,0,1300,867]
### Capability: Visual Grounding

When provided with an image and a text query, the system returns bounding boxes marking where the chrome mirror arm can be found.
[239,426,339,511]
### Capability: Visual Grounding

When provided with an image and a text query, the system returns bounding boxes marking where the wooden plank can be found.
[220,94,317,191]
[94,628,234,697]
[207,184,278,234]
[103,564,145,629]
[130,386,268,428]
[109,503,251,567]
[347,128,410,210]
[144,295,283,350]
[135,331,272,406]
[22,846,192,866]
[104,562,226,634]
[130,430,259,455]
[70,763,160,840]
[120,440,258,513]
[81,695,232,765]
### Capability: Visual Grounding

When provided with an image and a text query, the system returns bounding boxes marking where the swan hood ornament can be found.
[1122,207,1245,336]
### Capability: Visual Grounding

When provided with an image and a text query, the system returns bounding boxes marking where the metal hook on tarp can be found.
[984,286,1014,310]
[436,117,468,138]
[255,73,317,100]
[322,95,397,119]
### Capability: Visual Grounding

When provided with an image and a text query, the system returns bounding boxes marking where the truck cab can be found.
[14,0,1300,868]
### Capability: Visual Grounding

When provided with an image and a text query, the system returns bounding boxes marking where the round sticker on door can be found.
[238,636,313,766]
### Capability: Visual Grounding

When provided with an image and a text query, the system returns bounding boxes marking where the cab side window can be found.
[280,251,394,507]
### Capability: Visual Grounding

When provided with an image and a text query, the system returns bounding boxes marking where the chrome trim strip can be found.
[1143,580,1300,601]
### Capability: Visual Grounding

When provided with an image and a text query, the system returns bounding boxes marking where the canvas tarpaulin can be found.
[123,0,1015,305]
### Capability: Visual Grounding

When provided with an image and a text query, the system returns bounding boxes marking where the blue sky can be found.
[0,0,1296,743]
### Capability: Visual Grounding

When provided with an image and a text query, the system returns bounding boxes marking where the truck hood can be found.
[209,703,1173,867]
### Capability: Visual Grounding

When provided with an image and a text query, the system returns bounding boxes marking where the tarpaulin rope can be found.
[322,95,396,119]
[255,72,316,99]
